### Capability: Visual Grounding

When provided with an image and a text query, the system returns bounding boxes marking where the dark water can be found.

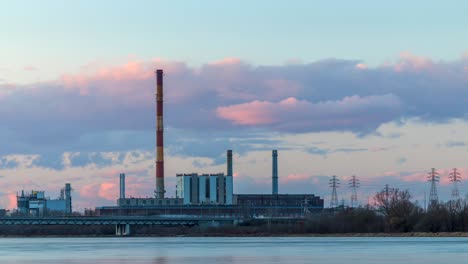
[1,237,468,264]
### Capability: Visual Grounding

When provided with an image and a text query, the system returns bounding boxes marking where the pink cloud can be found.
[98,182,118,200]
[210,57,242,66]
[280,173,310,184]
[355,63,368,70]
[400,172,427,183]
[217,94,401,131]
[393,51,434,72]
[7,193,17,209]
[217,100,279,125]
[23,65,38,71]
[59,59,189,99]
[80,182,118,201]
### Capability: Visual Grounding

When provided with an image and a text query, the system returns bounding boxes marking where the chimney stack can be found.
[120,173,126,199]
[65,183,72,214]
[272,150,278,195]
[226,150,234,205]
[155,69,165,198]
[227,150,233,176]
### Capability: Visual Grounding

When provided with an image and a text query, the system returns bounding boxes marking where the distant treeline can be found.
[300,188,468,234]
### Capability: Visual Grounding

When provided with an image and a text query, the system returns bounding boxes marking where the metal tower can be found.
[427,168,439,206]
[449,168,462,201]
[383,184,393,204]
[348,175,360,208]
[329,176,340,208]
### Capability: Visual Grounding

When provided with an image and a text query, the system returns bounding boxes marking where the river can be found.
[1,237,468,263]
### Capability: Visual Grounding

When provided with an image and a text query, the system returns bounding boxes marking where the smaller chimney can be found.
[272,150,278,195]
[65,183,72,214]
[227,150,233,176]
[120,173,126,199]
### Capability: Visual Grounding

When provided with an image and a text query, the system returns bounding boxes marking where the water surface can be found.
[1,237,468,264]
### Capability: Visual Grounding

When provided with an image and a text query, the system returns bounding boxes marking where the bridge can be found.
[0,216,241,236]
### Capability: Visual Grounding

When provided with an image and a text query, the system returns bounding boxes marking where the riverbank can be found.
[3,232,468,238]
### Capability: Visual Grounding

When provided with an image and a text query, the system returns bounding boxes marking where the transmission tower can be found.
[329,175,340,208]
[348,175,360,208]
[383,184,393,204]
[449,168,462,201]
[427,168,440,207]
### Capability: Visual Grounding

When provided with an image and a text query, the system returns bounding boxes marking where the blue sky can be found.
[1,1,468,210]
[2,1,468,83]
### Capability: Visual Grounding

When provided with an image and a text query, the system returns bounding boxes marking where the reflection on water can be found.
[2,237,468,264]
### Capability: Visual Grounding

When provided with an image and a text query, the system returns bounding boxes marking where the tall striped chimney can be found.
[272,150,278,195]
[155,69,165,198]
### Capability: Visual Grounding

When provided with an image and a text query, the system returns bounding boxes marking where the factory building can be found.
[176,173,233,205]
[16,183,72,216]
[116,173,182,207]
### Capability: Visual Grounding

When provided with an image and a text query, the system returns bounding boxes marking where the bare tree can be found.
[374,188,419,232]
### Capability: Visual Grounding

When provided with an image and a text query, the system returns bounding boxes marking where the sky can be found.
[1,1,468,210]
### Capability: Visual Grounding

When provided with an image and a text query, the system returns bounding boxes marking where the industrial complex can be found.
[95,69,324,217]
[9,69,324,227]
[16,184,72,216]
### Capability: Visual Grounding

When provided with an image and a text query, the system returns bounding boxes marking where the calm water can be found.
[1,237,468,264]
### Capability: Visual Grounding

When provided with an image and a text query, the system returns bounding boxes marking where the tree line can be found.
[302,188,468,233]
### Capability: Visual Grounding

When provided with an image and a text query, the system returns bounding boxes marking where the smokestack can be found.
[65,183,72,214]
[120,173,125,199]
[227,150,233,176]
[226,150,234,205]
[155,69,165,198]
[272,150,278,195]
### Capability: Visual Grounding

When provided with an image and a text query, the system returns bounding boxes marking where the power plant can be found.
[8,69,324,231]
[5,68,464,236]
[95,69,324,217]
[97,148,323,217]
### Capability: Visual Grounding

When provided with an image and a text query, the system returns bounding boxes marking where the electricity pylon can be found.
[329,176,340,208]
[427,168,440,207]
[348,175,360,208]
[449,168,462,201]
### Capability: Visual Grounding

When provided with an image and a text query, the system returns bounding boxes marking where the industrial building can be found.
[16,183,72,216]
[95,69,324,218]
[97,149,323,217]
[175,150,234,205]
[176,173,233,205]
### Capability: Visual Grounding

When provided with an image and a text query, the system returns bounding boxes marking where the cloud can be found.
[446,141,466,147]
[307,147,329,156]
[396,157,407,165]
[217,94,402,132]
[0,53,467,157]
[280,173,310,184]
[391,52,434,72]
[23,66,38,71]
